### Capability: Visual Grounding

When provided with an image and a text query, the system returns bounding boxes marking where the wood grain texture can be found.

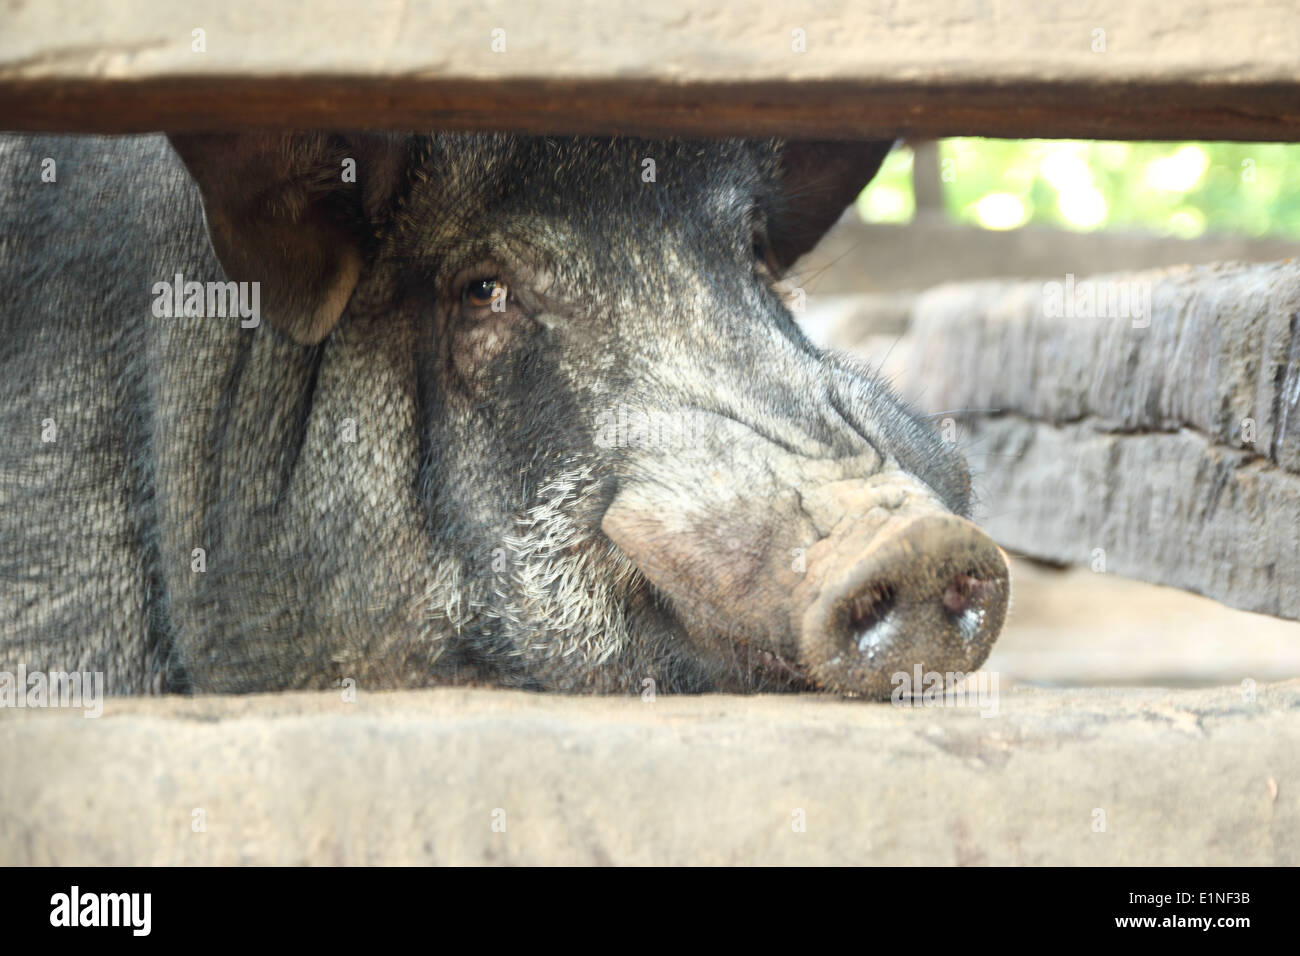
[895,260,1300,618]
[2,1,1299,138]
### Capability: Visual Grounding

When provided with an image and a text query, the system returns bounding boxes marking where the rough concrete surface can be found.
[2,676,1297,865]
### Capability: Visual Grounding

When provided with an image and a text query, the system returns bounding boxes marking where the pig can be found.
[0,131,1008,697]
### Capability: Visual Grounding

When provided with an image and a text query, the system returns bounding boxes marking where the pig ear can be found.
[167,132,408,345]
[768,140,895,274]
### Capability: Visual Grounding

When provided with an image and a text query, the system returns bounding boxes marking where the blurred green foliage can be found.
[858,139,1300,240]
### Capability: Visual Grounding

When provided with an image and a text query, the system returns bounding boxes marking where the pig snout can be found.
[602,467,1009,697]
[793,512,1008,697]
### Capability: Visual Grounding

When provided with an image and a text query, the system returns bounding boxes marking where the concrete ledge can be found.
[2,683,1297,865]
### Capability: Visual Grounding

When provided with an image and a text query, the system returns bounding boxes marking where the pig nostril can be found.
[942,572,1002,642]
[847,583,897,658]
[941,573,980,615]
[796,516,1010,696]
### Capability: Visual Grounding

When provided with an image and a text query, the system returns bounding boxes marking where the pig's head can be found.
[169,132,1008,697]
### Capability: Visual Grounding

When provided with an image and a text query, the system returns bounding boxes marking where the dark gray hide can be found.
[0,133,1007,696]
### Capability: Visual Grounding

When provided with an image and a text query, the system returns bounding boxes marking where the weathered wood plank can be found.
[2,2,1300,138]
[966,420,1300,617]
[798,215,1300,296]
[3,684,1298,865]
[890,260,1300,619]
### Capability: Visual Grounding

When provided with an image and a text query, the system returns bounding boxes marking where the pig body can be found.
[0,132,1007,696]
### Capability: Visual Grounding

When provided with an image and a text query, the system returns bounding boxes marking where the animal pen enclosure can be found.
[1,1,1298,867]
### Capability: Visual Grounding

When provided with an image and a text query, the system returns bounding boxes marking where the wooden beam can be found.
[799,217,1300,297]
[888,260,1300,619]
[2,2,1300,139]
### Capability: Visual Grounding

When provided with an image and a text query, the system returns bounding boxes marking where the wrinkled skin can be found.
[0,132,1007,696]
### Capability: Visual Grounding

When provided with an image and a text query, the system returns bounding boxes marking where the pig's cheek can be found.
[450,318,519,385]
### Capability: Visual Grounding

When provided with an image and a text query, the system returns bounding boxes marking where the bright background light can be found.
[856,139,1300,239]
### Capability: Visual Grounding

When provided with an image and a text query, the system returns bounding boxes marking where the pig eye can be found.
[463,278,508,309]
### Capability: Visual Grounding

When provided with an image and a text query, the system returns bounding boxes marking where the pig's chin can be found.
[747,648,812,687]
[620,584,811,692]
[662,610,816,692]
